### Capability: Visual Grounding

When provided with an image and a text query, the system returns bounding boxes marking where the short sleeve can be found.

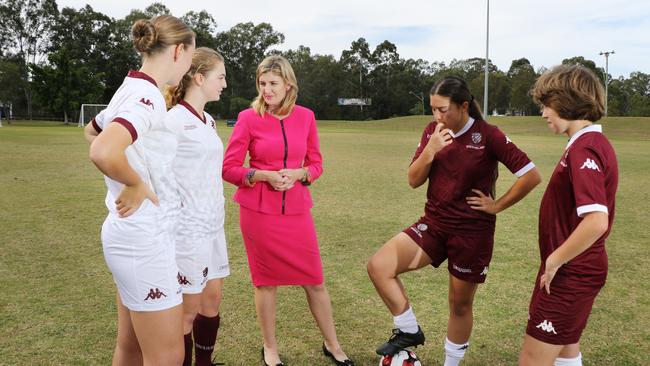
[113,95,157,142]
[569,145,609,217]
[488,127,535,177]
[91,108,107,133]
[411,123,435,165]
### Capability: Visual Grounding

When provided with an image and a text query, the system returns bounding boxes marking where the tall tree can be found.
[508,58,538,115]
[0,0,59,119]
[31,46,104,123]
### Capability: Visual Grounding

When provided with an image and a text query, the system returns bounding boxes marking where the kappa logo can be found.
[480,266,488,276]
[144,288,167,301]
[458,344,469,350]
[506,135,512,144]
[560,160,568,167]
[177,272,191,286]
[536,320,558,334]
[203,267,209,277]
[580,158,600,172]
[139,98,154,108]
[471,132,482,144]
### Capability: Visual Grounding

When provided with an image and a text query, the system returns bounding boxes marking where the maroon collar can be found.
[127,70,157,87]
[179,100,206,124]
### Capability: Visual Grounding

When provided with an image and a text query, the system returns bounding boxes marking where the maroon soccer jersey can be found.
[412,118,534,233]
[538,125,618,280]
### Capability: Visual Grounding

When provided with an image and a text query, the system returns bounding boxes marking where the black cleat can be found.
[375,326,425,355]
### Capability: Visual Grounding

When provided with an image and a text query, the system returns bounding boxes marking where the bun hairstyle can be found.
[430,76,483,121]
[165,47,225,109]
[131,15,194,55]
[530,64,605,122]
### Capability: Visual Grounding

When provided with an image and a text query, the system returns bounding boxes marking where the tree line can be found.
[1,0,648,122]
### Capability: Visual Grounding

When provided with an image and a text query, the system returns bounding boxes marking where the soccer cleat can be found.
[375,326,425,356]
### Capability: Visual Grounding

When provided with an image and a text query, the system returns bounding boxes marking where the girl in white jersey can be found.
[164,48,229,366]
[83,15,195,366]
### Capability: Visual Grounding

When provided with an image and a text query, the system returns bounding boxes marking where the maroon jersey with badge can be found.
[412,118,534,233]
[538,125,618,281]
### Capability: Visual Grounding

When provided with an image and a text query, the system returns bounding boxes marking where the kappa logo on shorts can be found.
[144,288,167,301]
[203,267,209,277]
[580,158,600,172]
[480,266,488,276]
[536,320,558,334]
[177,272,192,286]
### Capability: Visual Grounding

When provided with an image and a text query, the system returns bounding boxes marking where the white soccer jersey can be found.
[166,100,225,236]
[92,71,180,231]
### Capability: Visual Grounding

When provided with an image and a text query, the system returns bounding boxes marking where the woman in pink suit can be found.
[222,55,353,366]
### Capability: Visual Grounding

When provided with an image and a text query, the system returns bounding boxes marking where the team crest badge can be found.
[416,223,428,232]
[471,132,482,144]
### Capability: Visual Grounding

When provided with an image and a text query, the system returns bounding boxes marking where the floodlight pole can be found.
[599,50,614,116]
[409,91,425,115]
[483,0,490,119]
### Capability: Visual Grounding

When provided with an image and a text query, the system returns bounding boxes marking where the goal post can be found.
[78,104,108,127]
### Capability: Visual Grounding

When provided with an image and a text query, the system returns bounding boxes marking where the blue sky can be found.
[58,0,649,78]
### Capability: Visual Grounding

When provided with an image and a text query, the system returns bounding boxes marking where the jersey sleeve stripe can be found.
[113,117,138,142]
[576,204,608,217]
[91,118,102,133]
[514,161,536,177]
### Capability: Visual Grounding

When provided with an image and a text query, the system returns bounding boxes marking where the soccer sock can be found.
[444,337,469,366]
[183,332,193,366]
[393,306,419,334]
[193,313,220,366]
[555,352,582,366]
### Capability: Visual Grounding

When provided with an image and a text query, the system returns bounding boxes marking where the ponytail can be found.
[430,76,483,120]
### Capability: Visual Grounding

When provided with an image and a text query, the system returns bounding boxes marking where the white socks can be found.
[393,307,419,334]
[555,353,582,366]
[444,337,469,366]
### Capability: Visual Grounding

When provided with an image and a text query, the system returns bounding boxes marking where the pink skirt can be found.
[239,206,323,286]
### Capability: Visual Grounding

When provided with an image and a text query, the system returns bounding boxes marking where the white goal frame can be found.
[78,104,108,127]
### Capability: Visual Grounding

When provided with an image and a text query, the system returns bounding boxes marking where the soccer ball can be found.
[379,349,422,366]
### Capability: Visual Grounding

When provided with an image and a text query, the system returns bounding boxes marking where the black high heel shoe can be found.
[322,343,355,366]
[261,347,284,366]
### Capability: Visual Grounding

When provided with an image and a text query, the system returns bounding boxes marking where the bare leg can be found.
[130,304,184,366]
[303,284,350,361]
[255,286,281,365]
[182,293,201,334]
[112,293,143,366]
[367,232,433,315]
[446,275,478,344]
[199,278,224,317]
[519,334,564,366]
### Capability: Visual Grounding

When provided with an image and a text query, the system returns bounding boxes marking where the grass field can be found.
[1,116,649,365]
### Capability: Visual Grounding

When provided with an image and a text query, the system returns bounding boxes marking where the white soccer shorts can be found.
[176,229,230,294]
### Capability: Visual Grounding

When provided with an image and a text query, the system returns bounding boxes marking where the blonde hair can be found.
[131,15,195,56]
[165,47,225,108]
[531,64,605,121]
[251,55,298,117]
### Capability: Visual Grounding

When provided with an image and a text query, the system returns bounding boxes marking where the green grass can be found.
[1,116,649,365]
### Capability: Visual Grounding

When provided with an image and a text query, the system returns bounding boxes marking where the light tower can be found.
[599,50,615,115]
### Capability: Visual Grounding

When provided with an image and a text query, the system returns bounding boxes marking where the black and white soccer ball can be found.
[379,349,422,366]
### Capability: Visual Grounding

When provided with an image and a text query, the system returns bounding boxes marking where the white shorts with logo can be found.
[102,214,182,312]
[176,228,230,294]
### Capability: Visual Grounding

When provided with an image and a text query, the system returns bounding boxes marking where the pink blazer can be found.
[222,105,323,215]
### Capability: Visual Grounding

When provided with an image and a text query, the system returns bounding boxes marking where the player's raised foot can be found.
[375,326,425,356]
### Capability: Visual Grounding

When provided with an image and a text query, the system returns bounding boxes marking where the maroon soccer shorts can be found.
[402,217,494,283]
[526,272,605,345]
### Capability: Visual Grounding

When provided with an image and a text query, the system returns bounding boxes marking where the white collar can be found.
[566,124,602,149]
[451,117,475,138]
